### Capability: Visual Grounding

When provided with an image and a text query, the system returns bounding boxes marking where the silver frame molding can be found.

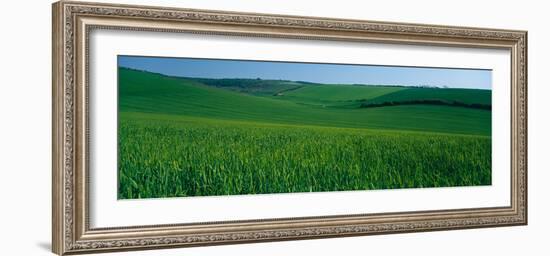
[52,1,527,255]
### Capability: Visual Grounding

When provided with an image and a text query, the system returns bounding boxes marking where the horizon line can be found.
[118,66,492,90]
[117,55,492,90]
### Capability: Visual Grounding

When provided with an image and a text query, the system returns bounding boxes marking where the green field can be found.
[118,68,492,199]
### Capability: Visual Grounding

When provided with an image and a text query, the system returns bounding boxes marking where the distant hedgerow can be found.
[360,99,491,110]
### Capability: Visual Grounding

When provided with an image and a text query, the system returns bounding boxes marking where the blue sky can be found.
[118,55,492,90]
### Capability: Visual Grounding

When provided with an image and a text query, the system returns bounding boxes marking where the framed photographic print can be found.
[52,1,527,255]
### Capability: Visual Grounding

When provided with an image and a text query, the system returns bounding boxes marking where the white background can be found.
[90,29,510,227]
[0,0,547,255]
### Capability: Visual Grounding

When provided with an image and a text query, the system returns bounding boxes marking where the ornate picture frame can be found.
[52,1,527,255]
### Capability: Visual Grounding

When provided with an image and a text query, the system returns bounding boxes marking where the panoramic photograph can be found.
[117,55,492,200]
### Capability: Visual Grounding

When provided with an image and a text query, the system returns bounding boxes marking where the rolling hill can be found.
[119,68,491,136]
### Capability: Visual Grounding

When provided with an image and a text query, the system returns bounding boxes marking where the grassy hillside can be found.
[366,87,491,105]
[119,68,490,136]
[274,84,404,101]
[117,68,492,199]
[187,77,305,96]
[271,83,491,109]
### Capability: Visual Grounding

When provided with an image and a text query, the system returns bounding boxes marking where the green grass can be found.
[119,113,491,198]
[117,68,492,199]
